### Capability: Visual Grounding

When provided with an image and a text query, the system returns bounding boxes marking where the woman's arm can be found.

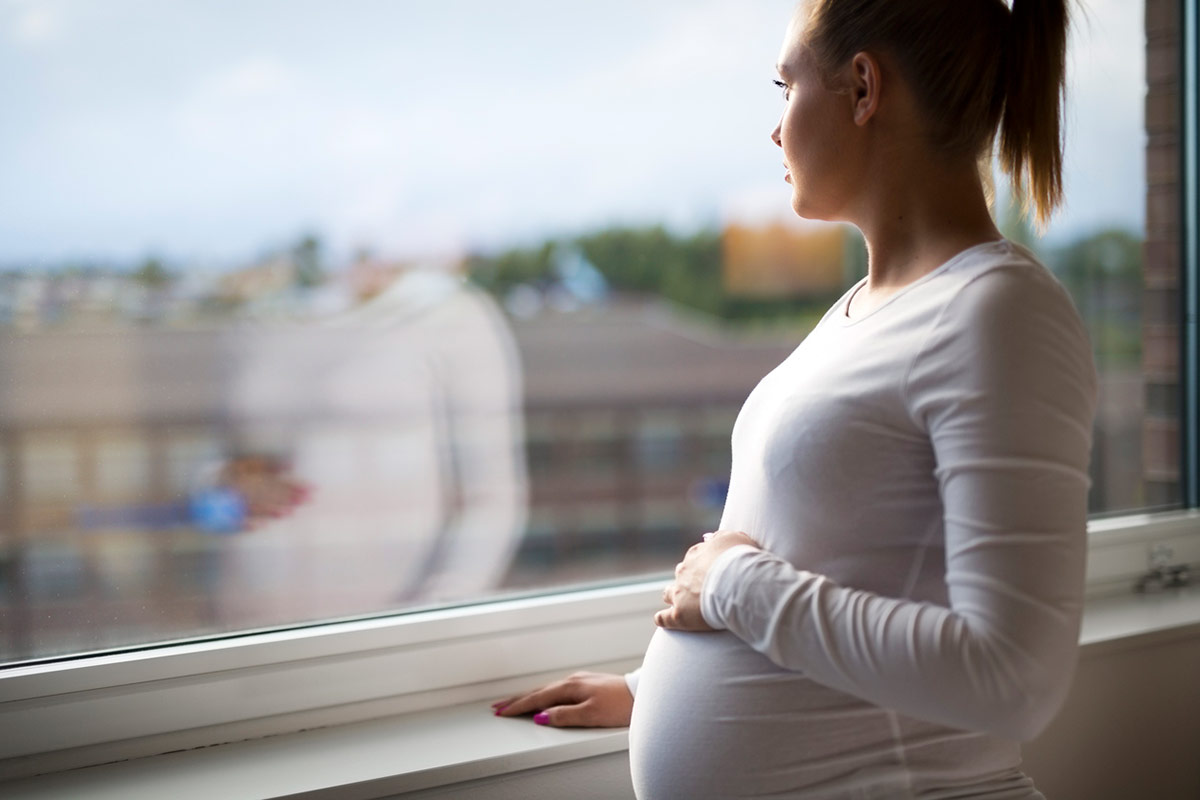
[673,266,1098,741]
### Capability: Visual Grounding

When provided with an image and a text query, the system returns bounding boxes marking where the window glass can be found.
[0,0,1178,664]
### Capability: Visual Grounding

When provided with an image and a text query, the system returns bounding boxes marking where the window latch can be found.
[1135,544,1193,593]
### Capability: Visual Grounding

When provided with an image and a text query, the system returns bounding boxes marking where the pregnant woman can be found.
[494,0,1095,796]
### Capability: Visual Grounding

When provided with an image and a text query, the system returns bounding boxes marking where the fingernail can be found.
[533,712,550,725]
[493,704,508,715]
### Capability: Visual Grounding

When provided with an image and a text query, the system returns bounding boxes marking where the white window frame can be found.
[0,509,1197,781]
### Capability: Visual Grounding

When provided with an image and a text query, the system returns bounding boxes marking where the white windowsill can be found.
[4,587,1200,800]
[0,699,633,800]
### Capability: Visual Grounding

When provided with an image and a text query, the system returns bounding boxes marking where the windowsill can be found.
[5,588,1200,800]
[0,701,632,800]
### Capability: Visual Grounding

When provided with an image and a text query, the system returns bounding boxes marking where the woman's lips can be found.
[783,163,791,183]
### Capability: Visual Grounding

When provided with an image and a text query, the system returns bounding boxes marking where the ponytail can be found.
[998,0,1070,227]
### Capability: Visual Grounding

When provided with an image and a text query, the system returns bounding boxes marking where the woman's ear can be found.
[849,51,881,126]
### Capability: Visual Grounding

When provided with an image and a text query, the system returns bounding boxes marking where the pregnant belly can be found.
[629,628,906,800]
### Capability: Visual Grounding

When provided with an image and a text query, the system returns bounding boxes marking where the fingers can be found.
[492,672,634,728]
[246,480,311,521]
[534,702,596,727]
[490,676,590,724]
[492,701,592,727]
[492,681,577,717]
[492,690,547,717]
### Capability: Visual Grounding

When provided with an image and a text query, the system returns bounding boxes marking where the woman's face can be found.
[771,16,861,222]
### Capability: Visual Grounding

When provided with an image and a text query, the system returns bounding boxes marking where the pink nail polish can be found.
[533,712,550,725]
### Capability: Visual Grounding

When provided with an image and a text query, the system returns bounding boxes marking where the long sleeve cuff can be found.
[623,669,640,698]
[699,544,765,630]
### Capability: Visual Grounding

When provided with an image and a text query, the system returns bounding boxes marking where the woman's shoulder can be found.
[909,238,1095,388]
[936,239,1079,324]
[904,238,1098,421]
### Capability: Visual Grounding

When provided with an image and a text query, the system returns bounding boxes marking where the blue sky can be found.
[0,0,1146,268]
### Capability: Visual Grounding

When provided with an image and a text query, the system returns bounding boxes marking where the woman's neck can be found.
[852,154,1002,292]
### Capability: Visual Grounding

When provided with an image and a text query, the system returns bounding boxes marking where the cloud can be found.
[1052,0,1146,237]
[579,0,790,93]
[0,0,1146,263]
[173,57,312,154]
[210,57,295,99]
[10,1,63,45]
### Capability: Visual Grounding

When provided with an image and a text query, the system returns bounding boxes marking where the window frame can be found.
[1183,0,1200,507]
[1,511,1198,780]
[2,0,1199,784]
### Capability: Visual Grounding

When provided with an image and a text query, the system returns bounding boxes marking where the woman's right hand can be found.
[491,671,633,728]
[219,456,310,529]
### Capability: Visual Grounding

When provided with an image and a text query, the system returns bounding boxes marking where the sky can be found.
[0,0,1146,268]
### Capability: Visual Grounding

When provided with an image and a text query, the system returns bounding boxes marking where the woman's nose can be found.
[771,120,782,147]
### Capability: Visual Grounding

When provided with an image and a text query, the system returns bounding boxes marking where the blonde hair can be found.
[801,0,1068,227]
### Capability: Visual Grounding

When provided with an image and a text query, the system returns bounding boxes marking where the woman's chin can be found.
[789,195,820,221]
[789,191,840,224]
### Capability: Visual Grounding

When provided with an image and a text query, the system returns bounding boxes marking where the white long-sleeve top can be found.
[627,240,1097,799]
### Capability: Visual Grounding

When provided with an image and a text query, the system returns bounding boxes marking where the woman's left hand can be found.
[655,530,759,632]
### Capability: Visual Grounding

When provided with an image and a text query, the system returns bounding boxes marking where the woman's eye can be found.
[773,79,790,100]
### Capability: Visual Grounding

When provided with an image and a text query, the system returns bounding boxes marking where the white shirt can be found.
[626,240,1097,799]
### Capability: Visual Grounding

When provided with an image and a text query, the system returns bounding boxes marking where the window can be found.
[0,0,1192,662]
[0,0,1197,775]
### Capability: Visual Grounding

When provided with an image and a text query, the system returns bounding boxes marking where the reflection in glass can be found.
[0,0,1176,663]
[214,268,526,625]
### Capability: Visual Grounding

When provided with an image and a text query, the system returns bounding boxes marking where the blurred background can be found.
[0,0,1176,663]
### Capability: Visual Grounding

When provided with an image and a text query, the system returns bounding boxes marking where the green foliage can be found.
[998,187,1038,249]
[576,226,729,315]
[1049,228,1142,287]
[575,225,689,294]
[467,225,838,324]
[130,257,174,289]
[467,241,556,294]
[292,234,325,288]
[1047,228,1144,368]
[466,223,1145,341]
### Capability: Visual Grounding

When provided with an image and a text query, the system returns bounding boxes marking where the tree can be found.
[292,233,325,288]
[468,224,839,325]
[131,257,174,289]
[1048,228,1143,369]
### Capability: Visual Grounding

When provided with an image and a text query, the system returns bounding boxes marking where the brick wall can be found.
[1142,0,1182,507]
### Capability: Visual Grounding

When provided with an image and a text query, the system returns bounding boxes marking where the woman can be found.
[216,268,526,625]
[494,0,1095,796]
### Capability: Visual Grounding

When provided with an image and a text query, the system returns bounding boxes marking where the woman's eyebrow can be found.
[776,63,792,79]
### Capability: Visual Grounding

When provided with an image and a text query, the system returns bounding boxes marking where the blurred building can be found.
[722,221,849,297]
[218,255,297,304]
[0,296,796,660]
